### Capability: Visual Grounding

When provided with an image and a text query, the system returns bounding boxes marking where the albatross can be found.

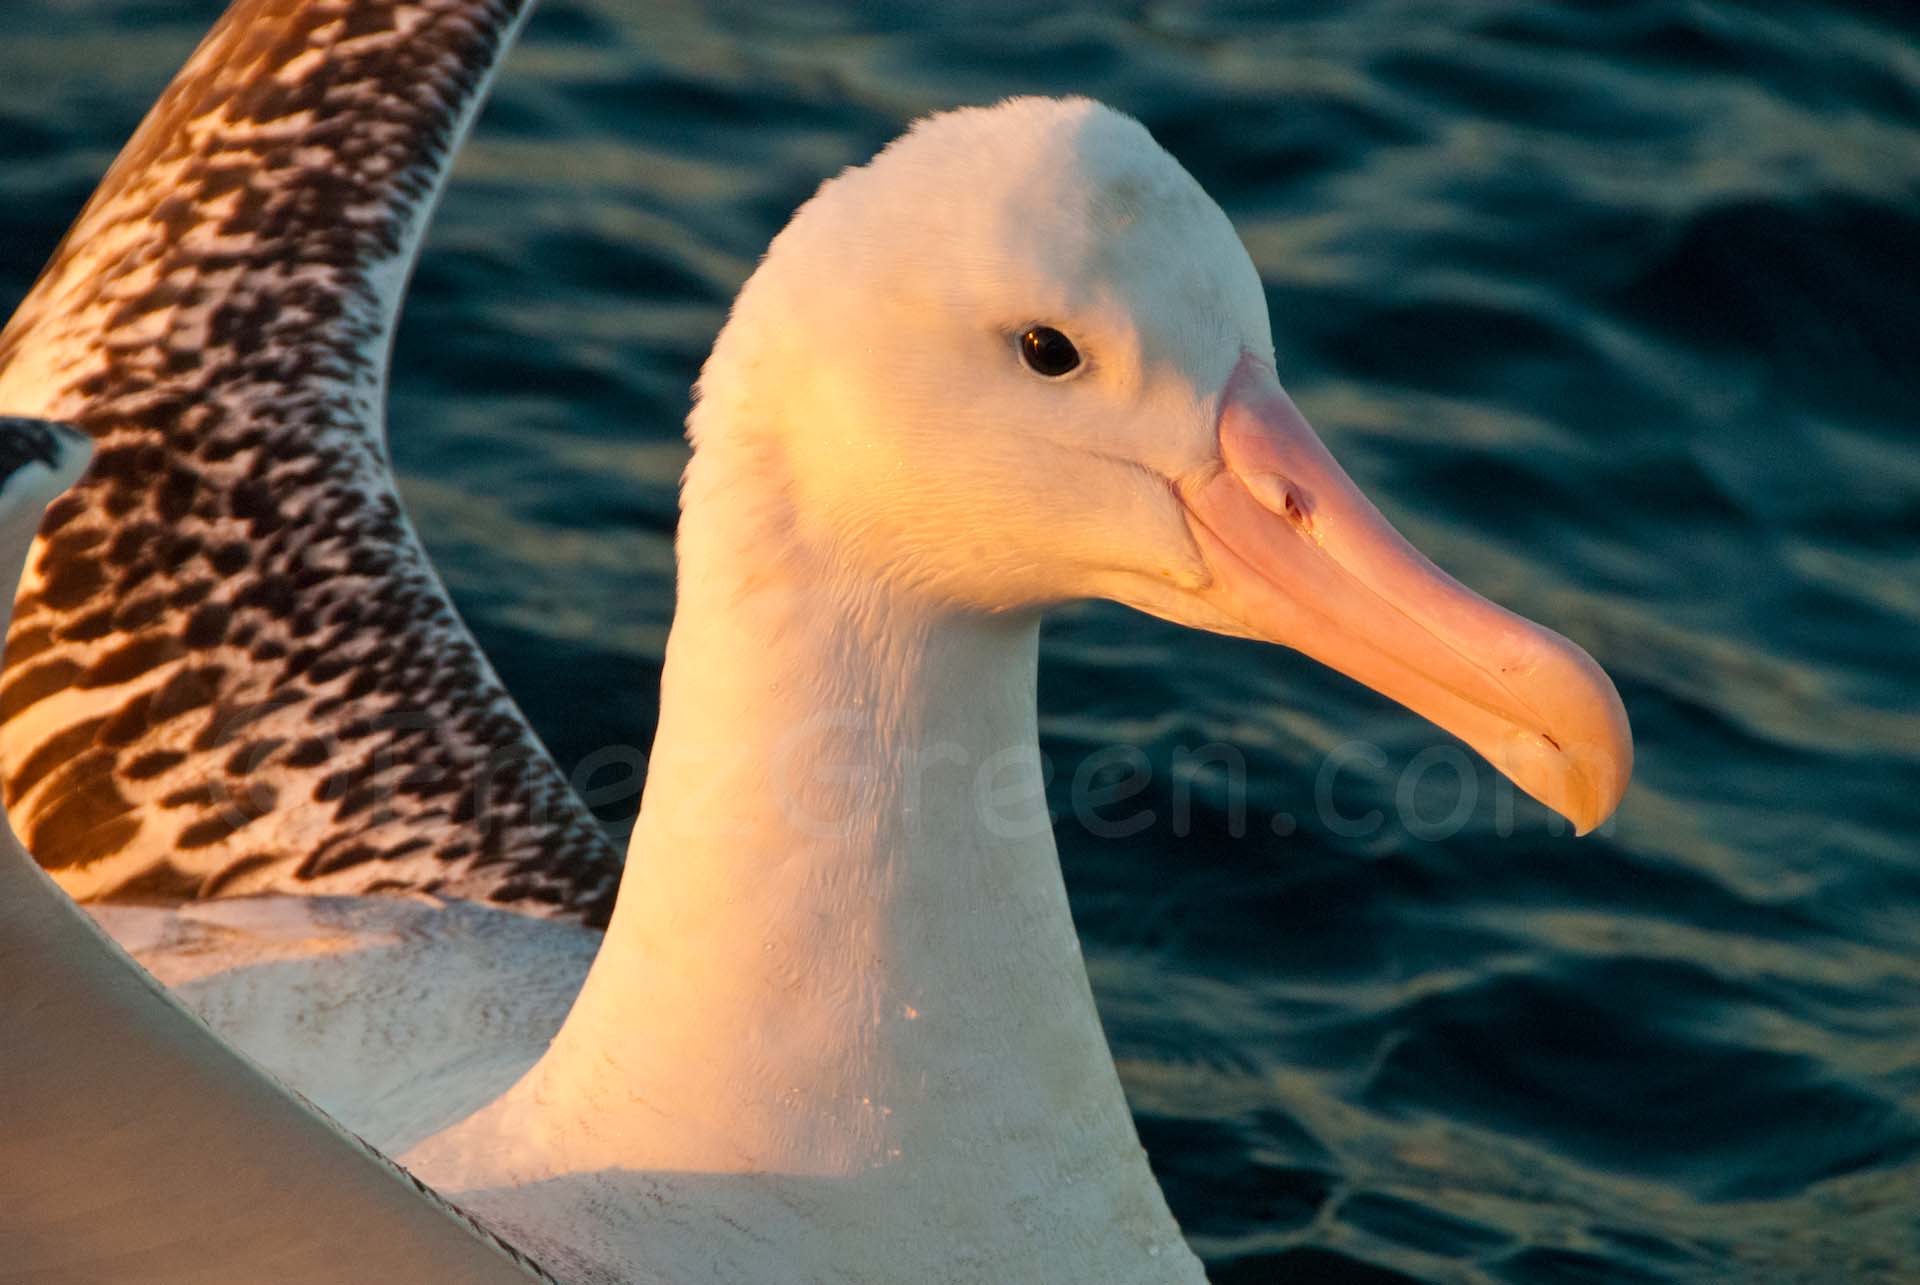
[0,1,1632,1281]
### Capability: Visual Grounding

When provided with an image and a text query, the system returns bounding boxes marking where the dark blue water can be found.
[4,2,1917,1279]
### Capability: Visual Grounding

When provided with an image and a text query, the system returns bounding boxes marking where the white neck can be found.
[411,438,1201,1280]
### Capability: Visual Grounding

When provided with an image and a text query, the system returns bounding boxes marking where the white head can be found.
[688,97,1630,830]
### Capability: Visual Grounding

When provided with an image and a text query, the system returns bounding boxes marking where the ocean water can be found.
[2,1,1917,1280]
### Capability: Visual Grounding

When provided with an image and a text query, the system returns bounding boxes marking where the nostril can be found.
[1276,483,1315,540]
[1242,470,1314,536]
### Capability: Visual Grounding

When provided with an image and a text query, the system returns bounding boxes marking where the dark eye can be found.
[1019,326,1081,378]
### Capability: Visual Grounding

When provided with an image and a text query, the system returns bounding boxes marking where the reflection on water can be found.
[2,0,1916,1279]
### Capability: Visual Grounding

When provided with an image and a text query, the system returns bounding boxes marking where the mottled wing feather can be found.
[0,0,620,922]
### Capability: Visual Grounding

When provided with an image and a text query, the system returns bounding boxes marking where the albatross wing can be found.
[0,418,551,1285]
[0,0,621,920]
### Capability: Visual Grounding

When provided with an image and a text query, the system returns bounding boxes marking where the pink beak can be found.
[1179,353,1632,834]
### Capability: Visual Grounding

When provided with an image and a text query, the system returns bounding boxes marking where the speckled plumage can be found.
[0,0,619,922]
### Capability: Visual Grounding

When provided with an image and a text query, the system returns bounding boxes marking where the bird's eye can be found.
[1019,326,1081,378]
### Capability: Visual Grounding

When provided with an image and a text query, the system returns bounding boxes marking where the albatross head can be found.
[692,96,1630,832]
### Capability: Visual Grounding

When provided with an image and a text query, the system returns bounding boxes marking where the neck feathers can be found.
[414,431,1199,1280]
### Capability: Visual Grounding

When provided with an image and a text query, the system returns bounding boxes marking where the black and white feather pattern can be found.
[0,0,620,922]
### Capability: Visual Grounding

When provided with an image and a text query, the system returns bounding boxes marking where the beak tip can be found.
[1559,699,1633,838]
[1568,792,1617,838]
[1498,669,1632,839]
